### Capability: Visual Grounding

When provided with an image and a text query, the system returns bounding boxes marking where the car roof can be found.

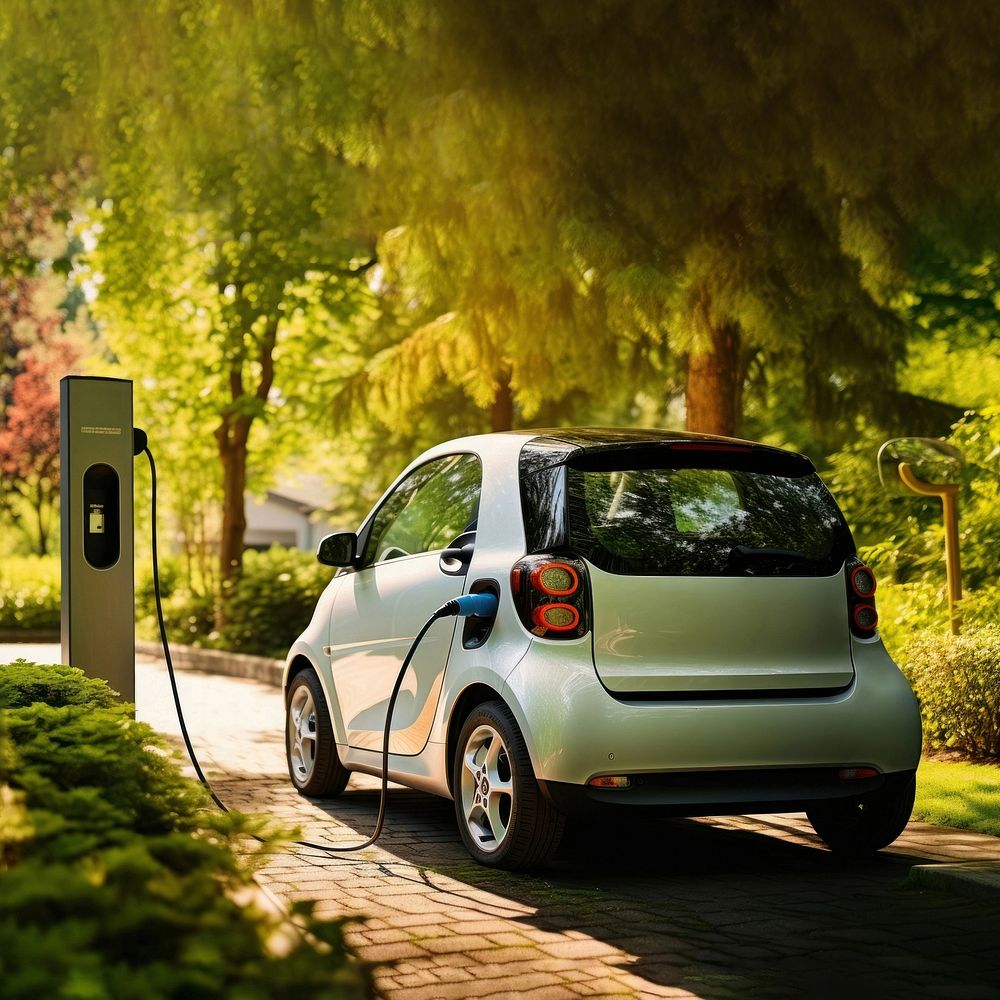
[412,426,813,473]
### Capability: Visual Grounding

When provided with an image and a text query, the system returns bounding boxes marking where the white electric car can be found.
[283,429,921,869]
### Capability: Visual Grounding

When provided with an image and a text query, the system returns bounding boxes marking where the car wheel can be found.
[453,700,565,870]
[806,773,916,857]
[286,668,350,797]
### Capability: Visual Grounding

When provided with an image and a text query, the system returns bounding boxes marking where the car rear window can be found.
[561,451,853,576]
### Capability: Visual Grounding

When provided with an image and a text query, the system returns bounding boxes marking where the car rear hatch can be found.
[533,439,857,697]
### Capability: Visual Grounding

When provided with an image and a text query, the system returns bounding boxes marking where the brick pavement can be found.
[9,646,1000,999]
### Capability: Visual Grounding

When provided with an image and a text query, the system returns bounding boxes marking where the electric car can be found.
[283,428,921,869]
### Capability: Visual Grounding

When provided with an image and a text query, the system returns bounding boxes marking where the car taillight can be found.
[846,558,879,637]
[512,554,590,639]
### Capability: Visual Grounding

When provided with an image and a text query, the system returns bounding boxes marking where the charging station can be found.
[60,375,135,701]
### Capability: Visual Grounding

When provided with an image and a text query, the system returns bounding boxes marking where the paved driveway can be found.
[7,645,1000,998]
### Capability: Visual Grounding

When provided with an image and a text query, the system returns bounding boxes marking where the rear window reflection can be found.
[567,465,851,576]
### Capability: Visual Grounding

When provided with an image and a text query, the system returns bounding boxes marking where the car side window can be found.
[362,454,482,567]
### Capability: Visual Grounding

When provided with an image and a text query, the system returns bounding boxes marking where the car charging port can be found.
[463,579,500,649]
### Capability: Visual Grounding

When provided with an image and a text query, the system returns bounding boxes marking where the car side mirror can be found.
[317,531,357,567]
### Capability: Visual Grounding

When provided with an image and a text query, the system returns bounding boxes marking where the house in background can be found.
[243,475,345,552]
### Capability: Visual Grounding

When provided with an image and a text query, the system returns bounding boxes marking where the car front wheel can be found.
[286,668,350,798]
[806,773,916,857]
[453,700,565,870]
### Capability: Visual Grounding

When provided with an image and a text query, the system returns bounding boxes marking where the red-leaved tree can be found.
[0,337,79,555]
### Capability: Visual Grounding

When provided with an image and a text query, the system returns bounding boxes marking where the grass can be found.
[913,757,1000,837]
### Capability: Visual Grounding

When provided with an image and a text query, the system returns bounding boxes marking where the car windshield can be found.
[562,456,853,576]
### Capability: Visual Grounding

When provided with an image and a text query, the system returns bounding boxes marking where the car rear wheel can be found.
[453,700,565,870]
[806,773,916,857]
[286,668,350,797]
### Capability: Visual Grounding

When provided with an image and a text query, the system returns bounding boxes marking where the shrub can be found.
[876,581,1000,659]
[0,555,60,630]
[898,625,1000,758]
[216,547,332,659]
[0,662,373,998]
[0,660,120,710]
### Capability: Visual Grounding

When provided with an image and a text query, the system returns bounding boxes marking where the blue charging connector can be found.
[440,591,500,619]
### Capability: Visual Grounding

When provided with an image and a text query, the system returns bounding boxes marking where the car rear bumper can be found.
[537,767,917,818]
[501,634,922,789]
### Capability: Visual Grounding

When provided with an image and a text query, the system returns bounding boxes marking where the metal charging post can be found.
[60,376,135,700]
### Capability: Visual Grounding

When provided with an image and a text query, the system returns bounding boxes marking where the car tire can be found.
[453,700,565,870]
[285,668,350,798]
[806,773,916,857]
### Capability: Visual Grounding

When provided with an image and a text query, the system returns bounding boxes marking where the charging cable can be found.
[139,437,499,853]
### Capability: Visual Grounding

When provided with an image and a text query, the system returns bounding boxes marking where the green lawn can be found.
[913,758,1000,837]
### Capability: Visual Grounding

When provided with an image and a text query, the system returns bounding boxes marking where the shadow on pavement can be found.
[314,786,1000,1000]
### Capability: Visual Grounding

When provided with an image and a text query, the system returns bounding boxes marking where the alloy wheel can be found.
[288,684,318,785]
[460,723,514,852]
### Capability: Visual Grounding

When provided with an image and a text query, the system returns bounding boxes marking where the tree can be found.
[0,1,376,585]
[0,181,83,555]
[0,338,80,555]
[339,0,1000,438]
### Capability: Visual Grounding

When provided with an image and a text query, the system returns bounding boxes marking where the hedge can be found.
[0,661,374,999]
[135,547,331,659]
[0,556,60,630]
[898,625,1000,759]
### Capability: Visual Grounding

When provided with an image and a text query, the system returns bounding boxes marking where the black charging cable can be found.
[139,435,498,853]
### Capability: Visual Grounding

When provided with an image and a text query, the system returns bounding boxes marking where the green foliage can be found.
[216,548,332,659]
[0,662,373,998]
[136,547,331,659]
[898,626,1000,758]
[0,660,118,710]
[0,555,59,629]
[826,408,1000,593]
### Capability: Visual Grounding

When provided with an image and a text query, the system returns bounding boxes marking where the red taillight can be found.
[511,554,590,639]
[529,561,579,596]
[531,602,580,632]
[846,559,878,638]
[852,604,878,632]
[850,565,877,598]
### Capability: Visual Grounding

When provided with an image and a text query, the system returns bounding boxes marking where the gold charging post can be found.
[896,462,962,636]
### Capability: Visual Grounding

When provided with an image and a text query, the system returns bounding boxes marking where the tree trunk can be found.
[685,322,741,436]
[34,485,47,557]
[490,370,514,432]
[214,314,278,589]
[216,417,250,585]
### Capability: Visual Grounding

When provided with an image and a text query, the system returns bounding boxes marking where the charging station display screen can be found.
[83,463,120,569]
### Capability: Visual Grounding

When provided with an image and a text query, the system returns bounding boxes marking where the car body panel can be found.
[329,552,460,753]
[589,563,855,694]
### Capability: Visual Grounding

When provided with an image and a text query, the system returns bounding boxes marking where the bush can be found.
[0,660,120,710]
[0,555,60,630]
[216,547,331,659]
[0,662,373,998]
[876,581,1000,658]
[898,625,1000,758]
[136,547,330,658]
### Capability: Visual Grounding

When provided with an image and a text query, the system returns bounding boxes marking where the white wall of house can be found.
[244,493,342,552]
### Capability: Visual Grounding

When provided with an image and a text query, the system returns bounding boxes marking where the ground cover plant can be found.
[0,660,373,999]
[912,759,1000,838]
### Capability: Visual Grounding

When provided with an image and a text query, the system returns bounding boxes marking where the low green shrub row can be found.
[136,547,331,659]
[0,556,60,630]
[0,661,373,999]
[897,625,1000,759]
